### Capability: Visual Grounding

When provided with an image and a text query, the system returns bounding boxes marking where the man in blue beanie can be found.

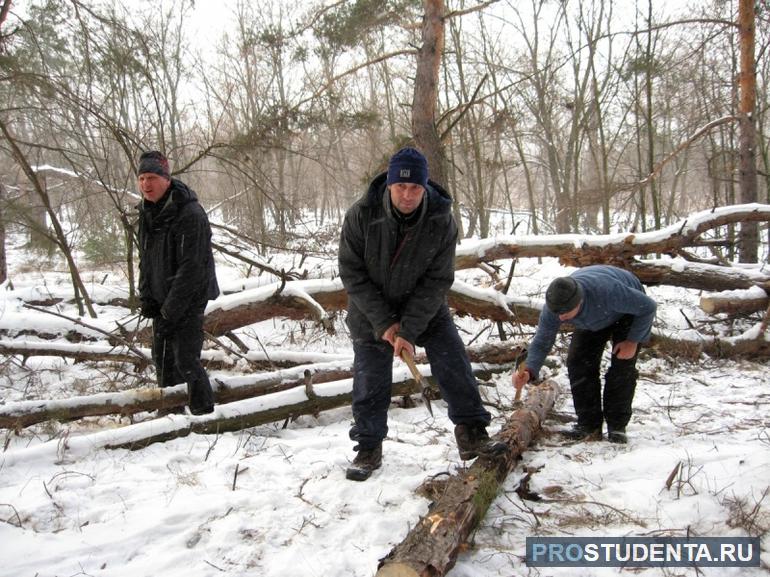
[338,147,505,481]
[136,150,219,416]
[513,265,657,444]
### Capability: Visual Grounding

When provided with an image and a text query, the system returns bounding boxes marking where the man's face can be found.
[138,173,170,203]
[558,302,582,322]
[389,182,425,215]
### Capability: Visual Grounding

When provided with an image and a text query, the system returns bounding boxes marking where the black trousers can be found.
[152,308,214,413]
[566,315,639,431]
[349,305,491,450]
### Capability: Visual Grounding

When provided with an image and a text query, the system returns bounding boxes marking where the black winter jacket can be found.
[338,173,457,344]
[138,178,219,323]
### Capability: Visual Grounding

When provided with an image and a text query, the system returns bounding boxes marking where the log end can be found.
[699,296,717,314]
[376,562,422,577]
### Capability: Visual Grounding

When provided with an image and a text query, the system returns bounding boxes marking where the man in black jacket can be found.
[338,147,504,481]
[136,151,219,416]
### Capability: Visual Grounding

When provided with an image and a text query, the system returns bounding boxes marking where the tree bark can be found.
[376,380,558,577]
[0,182,6,284]
[738,0,758,262]
[628,260,770,292]
[412,0,447,186]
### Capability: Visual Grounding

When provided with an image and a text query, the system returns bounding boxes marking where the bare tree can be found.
[0,120,97,317]
[738,0,758,262]
[413,0,447,186]
[0,182,6,284]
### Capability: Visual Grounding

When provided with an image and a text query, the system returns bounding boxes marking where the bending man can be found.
[514,265,656,443]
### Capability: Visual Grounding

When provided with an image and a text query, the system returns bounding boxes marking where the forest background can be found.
[1,0,769,301]
[1,2,770,575]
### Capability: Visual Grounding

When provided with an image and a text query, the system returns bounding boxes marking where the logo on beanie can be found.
[400,169,411,178]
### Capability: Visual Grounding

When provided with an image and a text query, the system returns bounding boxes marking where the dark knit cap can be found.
[137,150,170,179]
[386,147,429,188]
[545,276,584,314]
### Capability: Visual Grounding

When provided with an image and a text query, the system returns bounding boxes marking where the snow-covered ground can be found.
[0,229,768,577]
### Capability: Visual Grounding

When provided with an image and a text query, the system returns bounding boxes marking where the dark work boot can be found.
[561,424,603,442]
[346,444,383,481]
[189,403,214,416]
[454,423,507,461]
[188,376,215,416]
[607,428,628,444]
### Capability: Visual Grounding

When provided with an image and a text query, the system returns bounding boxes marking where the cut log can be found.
[630,260,770,292]
[700,288,769,315]
[0,343,526,429]
[376,380,559,577]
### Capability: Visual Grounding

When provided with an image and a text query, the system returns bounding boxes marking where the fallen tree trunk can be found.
[629,260,770,292]
[0,339,337,370]
[0,340,153,367]
[0,342,526,429]
[455,203,770,269]
[649,330,770,360]
[2,368,529,466]
[0,359,351,430]
[376,380,559,577]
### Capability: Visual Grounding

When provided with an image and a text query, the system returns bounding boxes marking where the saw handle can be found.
[513,358,528,402]
[400,350,423,383]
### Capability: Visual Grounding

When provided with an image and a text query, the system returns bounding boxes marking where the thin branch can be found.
[638,116,739,188]
[294,49,417,109]
[439,73,488,140]
[22,303,152,364]
[445,0,501,20]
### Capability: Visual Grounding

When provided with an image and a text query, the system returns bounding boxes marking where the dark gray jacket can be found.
[338,173,457,344]
[138,178,219,323]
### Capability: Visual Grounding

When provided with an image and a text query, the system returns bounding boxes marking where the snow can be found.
[207,278,343,314]
[1,225,769,577]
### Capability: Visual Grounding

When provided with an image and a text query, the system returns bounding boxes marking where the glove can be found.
[140,298,161,319]
[153,310,180,338]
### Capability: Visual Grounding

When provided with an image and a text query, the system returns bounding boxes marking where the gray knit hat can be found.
[137,150,170,179]
[545,277,583,314]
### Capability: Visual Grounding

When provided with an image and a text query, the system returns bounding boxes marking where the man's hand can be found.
[140,298,161,319]
[612,340,638,359]
[381,322,414,358]
[392,336,414,359]
[381,323,400,347]
[512,367,532,390]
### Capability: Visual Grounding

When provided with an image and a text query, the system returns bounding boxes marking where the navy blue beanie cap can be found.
[386,147,429,188]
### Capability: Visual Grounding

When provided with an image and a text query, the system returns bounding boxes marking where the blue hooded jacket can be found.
[526,265,657,376]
